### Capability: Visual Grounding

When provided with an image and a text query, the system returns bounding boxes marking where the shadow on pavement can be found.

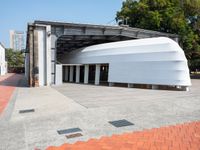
[0,73,29,88]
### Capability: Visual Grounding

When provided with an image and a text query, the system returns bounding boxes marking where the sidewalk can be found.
[47,121,200,150]
[0,73,22,115]
[0,74,199,150]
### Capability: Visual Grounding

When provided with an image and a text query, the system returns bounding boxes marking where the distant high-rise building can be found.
[9,30,25,51]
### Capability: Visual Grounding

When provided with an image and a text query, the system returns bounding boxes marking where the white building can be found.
[0,43,7,75]
[25,21,191,90]
[59,37,191,91]
[10,30,25,51]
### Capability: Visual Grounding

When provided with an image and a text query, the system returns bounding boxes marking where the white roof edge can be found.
[83,37,180,52]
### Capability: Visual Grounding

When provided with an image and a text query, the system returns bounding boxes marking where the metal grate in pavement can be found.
[19,109,35,113]
[66,133,83,139]
[57,127,82,135]
[109,119,134,127]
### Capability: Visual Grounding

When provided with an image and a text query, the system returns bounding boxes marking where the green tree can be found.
[5,48,24,68]
[116,0,200,71]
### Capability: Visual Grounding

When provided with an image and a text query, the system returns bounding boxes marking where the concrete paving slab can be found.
[11,86,86,121]
[0,121,26,150]
[0,76,200,150]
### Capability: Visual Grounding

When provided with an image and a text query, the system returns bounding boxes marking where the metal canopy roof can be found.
[34,20,177,38]
[56,35,133,54]
[26,20,178,55]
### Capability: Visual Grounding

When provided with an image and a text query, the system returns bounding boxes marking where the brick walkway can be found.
[47,121,200,150]
[0,74,21,115]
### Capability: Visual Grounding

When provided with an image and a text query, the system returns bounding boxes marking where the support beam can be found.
[109,82,114,87]
[64,66,69,81]
[69,66,74,82]
[181,86,189,91]
[95,64,101,85]
[152,85,158,90]
[55,64,63,85]
[76,66,80,83]
[46,25,51,86]
[51,34,57,85]
[29,27,34,87]
[128,84,134,88]
[84,64,89,84]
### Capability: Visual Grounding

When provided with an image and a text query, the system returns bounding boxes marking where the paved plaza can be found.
[0,74,200,150]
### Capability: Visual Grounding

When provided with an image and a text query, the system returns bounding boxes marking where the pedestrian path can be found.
[0,74,22,115]
[47,121,200,150]
[1,74,199,150]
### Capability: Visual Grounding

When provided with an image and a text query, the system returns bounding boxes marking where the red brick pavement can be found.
[0,73,21,115]
[47,121,200,150]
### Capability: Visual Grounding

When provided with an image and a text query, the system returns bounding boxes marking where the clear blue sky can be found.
[0,0,123,48]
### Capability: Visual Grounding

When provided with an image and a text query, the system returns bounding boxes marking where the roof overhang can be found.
[26,20,178,54]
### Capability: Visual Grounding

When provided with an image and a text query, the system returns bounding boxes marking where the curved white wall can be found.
[60,37,191,86]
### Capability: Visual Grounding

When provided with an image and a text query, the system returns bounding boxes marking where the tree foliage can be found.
[116,0,200,71]
[5,49,24,68]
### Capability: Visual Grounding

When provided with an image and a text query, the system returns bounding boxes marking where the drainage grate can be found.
[109,119,134,127]
[66,133,83,139]
[57,127,82,135]
[19,109,35,113]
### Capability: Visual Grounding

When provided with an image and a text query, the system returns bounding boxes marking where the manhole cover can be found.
[57,127,82,135]
[66,133,83,139]
[19,109,35,113]
[109,119,134,127]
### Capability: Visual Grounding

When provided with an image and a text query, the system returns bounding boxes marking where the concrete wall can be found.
[36,26,52,86]
[26,25,52,86]
[25,53,29,79]
[0,44,7,75]
[38,28,46,86]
